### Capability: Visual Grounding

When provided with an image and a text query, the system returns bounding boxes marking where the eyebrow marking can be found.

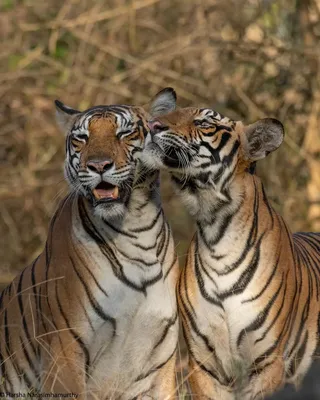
[73,133,89,140]
[117,128,135,139]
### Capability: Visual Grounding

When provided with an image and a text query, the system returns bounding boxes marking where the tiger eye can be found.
[71,139,84,152]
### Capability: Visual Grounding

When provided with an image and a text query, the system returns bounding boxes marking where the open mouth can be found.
[92,181,119,202]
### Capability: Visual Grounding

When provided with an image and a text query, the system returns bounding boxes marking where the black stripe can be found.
[135,345,177,382]
[197,196,243,250]
[283,244,303,357]
[79,299,95,332]
[55,279,91,379]
[237,273,283,348]
[261,184,274,228]
[45,196,70,319]
[242,249,281,303]
[287,291,311,360]
[70,256,116,334]
[17,268,38,358]
[215,132,232,152]
[4,308,23,381]
[287,331,308,377]
[178,269,228,384]
[0,341,13,390]
[194,241,223,308]
[164,254,178,280]
[79,197,163,293]
[213,179,259,276]
[71,246,110,299]
[158,224,171,263]
[133,240,158,251]
[131,209,162,233]
[103,219,138,239]
[221,140,240,166]
[153,313,178,350]
[219,233,264,300]
[0,287,4,310]
[30,257,40,354]
[189,354,233,389]
[20,335,39,384]
[249,360,274,379]
[254,269,289,344]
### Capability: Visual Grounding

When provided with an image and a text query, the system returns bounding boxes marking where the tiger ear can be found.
[149,87,177,117]
[55,100,80,134]
[243,118,284,161]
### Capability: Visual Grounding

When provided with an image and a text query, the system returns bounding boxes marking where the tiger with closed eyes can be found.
[142,105,320,399]
[0,88,179,400]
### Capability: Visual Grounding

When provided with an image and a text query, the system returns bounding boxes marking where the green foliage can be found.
[53,41,69,60]
[1,0,14,11]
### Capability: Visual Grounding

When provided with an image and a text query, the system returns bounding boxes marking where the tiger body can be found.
[142,106,320,399]
[179,175,320,400]
[0,90,179,399]
[0,192,178,399]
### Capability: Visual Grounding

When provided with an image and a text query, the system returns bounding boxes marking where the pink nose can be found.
[148,120,165,132]
[87,159,114,173]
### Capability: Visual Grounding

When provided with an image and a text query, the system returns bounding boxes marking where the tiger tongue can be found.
[93,186,119,200]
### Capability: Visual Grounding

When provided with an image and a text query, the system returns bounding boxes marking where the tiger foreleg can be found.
[186,358,235,400]
[248,359,285,400]
[39,335,87,399]
[144,351,177,400]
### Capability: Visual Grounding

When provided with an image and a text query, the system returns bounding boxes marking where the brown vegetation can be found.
[0,0,319,290]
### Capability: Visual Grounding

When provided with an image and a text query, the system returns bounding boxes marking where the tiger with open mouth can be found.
[0,88,180,400]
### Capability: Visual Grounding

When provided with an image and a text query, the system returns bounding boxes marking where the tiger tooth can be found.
[92,189,99,199]
[113,186,119,199]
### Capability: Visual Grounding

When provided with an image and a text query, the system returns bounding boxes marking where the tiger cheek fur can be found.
[0,89,181,399]
[145,107,320,400]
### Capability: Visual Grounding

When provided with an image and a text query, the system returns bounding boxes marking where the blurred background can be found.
[0,0,320,289]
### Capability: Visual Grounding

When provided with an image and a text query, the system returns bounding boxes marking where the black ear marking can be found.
[246,162,257,174]
[54,100,81,135]
[158,87,177,101]
[54,100,80,115]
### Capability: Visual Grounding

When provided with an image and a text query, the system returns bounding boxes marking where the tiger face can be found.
[55,89,176,219]
[142,106,284,202]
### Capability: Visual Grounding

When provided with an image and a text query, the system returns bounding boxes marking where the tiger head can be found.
[142,102,284,207]
[55,88,176,219]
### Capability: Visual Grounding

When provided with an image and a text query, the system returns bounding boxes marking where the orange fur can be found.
[0,100,179,399]
[144,107,320,399]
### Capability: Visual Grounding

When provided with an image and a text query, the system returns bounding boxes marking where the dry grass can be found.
[1,0,319,280]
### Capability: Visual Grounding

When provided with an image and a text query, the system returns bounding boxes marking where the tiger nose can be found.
[148,119,166,133]
[87,159,114,173]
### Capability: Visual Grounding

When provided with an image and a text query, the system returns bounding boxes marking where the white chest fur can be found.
[191,232,277,381]
[71,209,178,398]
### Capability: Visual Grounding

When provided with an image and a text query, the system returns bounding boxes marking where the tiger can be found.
[141,105,320,399]
[0,88,180,400]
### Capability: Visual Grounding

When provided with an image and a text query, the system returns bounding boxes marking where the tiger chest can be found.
[189,268,267,382]
[84,257,178,391]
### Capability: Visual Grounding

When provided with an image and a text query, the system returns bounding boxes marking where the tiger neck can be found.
[76,169,162,237]
[192,173,280,254]
[121,169,162,230]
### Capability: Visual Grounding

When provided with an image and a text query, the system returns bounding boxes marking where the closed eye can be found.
[117,129,135,139]
[194,120,212,129]
[71,138,85,151]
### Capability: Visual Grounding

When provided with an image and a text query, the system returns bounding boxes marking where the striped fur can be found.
[0,91,180,399]
[142,107,320,399]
